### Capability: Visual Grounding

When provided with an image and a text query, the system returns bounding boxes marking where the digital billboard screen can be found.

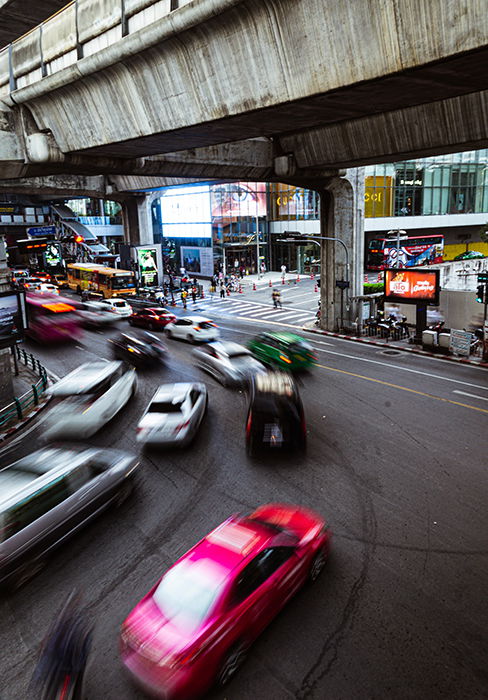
[0,291,27,348]
[384,269,440,305]
[160,185,212,238]
[137,247,159,286]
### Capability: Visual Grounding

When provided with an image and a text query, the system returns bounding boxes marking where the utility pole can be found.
[388,229,407,268]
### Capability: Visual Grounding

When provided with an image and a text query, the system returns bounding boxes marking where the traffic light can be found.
[476,284,485,303]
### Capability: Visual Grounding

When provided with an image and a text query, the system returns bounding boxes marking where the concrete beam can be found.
[5,0,486,161]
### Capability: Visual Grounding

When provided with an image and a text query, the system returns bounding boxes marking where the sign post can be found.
[384,268,440,343]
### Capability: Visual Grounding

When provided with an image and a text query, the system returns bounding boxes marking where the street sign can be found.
[27,225,56,237]
[335,280,350,289]
[449,329,472,357]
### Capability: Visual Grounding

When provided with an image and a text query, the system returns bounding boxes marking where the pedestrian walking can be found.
[191,286,197,304]
[281,264,287,281]
[219,282,226,299]
[181,289,188,309]
[260,261,266,275]
[239,265,244,279]
[272,289,282,309]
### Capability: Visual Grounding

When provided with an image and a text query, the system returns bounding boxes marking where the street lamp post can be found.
[277,233,350,329]
[388,229,407,268]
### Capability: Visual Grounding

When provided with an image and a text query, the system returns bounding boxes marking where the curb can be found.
[303,326,488,368]
[0,371,56,443]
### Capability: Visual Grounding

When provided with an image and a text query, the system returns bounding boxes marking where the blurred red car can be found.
[129,307,176,331]
[120,503,331,699]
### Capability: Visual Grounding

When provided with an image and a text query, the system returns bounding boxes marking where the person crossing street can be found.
[272,288,282,309]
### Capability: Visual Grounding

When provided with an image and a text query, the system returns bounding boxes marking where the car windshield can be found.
[112,301,127,307]
[148,401,183,413]
[289,342,312,354]
[228,351,251,359]
[153,559,224,633]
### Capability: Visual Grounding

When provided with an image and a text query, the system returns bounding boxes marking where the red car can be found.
[120,503,331,699]
[129,307,176,331]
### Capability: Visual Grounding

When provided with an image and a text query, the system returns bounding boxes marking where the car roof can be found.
[208,341,248,356]
[152,383,195,403]
[185,515,289,576]
[50,361,122,396]
[253,371,297,396]
[0,447,97,510]
[259,331,306,344]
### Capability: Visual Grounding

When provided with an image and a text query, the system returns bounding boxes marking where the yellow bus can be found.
[67,263,136,298]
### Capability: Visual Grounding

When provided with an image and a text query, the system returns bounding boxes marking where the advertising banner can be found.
[160,185,212,238]
[0,291,27,348]
[384,269,440,305]
[136,246,160,287]
[44,242,63,267]
[180,247,214,277]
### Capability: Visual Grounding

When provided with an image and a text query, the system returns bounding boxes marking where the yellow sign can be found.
[364,176,393,217]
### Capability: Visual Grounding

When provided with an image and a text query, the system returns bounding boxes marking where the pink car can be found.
[120,503,331,699]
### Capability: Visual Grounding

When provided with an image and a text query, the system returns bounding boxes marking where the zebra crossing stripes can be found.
[195,297,315,327]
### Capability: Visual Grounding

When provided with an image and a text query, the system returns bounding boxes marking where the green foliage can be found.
[363,282,384,294]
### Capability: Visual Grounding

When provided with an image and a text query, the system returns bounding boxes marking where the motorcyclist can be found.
[272,289,282,309]
[30,591,92,700]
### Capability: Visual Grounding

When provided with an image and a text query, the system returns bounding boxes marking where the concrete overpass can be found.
[0,0,486,182]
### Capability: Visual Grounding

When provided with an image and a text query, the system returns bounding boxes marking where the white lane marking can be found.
[271,311,307,321]
[309,345,488,391]
[453,390,488,402]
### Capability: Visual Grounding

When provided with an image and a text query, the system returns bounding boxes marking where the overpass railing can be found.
[0,0,193,97]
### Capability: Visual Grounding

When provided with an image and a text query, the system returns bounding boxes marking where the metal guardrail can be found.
[0,347,49,431]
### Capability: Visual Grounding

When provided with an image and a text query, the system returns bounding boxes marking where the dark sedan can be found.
[128,307,176,331]
[111,332,166,368]
[0,447,139,589]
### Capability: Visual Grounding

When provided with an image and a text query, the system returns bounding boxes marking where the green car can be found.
[248,331,317,371]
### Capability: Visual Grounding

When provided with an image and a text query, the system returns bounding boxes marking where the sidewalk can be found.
[0,351,53,441]
[304,323,488,368]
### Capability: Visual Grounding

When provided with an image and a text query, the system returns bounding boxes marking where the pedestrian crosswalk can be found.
[191,297,316,328]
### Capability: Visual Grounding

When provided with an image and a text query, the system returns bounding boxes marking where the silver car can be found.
[192,341,267,387]
[77,301,121,329]
[0,447,139,589]
[137,382,207,447]
[45,361,137,440]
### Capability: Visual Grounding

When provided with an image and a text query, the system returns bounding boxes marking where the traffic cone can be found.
[310,273,315,280]
[200,288,205,299]
[314,284,318,292]
[364,275,368,283]
[297,274,300,282]
[253,282,257,291]
[239,284,243,294]
[377,273,383,282]
[281,277,285,285]
[268,279,272,287]
[227,288,230,296]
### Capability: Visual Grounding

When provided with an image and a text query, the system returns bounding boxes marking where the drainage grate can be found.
[380,349,403,356]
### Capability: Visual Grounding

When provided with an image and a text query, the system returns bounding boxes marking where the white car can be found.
[192,341,267,387]
[99,297,132,317]
[164,316,219,343]
[37,283,59,295]
[77,301,121,329]
[136,382,207,447]
[44,361,137,440]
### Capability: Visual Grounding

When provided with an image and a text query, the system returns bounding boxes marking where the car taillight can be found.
[174,420,190,433]
[194,326,201,331]
[246,412,252,437]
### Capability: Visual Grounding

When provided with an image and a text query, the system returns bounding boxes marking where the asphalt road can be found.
[1,310,487,700]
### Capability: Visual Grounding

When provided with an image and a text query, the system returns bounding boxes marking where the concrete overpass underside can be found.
[0,0,485,183]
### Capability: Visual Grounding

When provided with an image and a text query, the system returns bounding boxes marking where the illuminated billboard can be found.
[384,269,440,305]
[160,185,212,238]
[211,182,267,223]
[0,290,27,348]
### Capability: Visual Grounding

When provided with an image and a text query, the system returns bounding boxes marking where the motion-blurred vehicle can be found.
[53,273,69,289]
[10,268,29,287]
[453,250,485,260]
[192,341,267,387]
[36,283,59,295]
[44,361,136,440]
[136,382,207,447]
[120,503,331,699]
[99,297,132,317]
[129,307,176,331]
[25,293,82,343]
[22,277,42,291]
[0,446,140,589]
[248,332,316,371]
[30,272,52,283]
[137,331,168,362]
[111,332,163,368]
[76,301,122,329]
[245,372,306,456]
[127,295,159,311]
[165,316,219,344]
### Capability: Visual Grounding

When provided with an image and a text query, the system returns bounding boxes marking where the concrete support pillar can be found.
[319,169,364,331]
[0,237,13,404]
[121,194,154,246]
